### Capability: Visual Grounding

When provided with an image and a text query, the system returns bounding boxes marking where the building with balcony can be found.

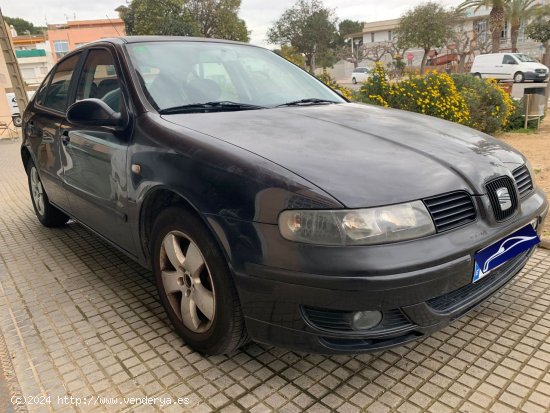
[347,2,545,70]
[47,19,125,62]
[12,34,54,87]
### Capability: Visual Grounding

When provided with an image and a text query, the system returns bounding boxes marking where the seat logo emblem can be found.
[496,187,512,211]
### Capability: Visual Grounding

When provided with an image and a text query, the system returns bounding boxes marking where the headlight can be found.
[278,201,435,245]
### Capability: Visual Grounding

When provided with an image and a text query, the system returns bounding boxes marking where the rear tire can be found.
[151,207,249,355]
[352,77,357,84]
[13,116,22,127]
[26,161,69,227]
[514,72,525,83]
[473,72,482,79]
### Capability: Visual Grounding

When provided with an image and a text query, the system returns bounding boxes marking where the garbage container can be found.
[524,87,546,117]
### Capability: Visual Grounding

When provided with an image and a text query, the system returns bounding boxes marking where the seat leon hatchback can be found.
[21,37,547,355]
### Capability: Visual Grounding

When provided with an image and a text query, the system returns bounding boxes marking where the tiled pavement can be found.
[0,139,550,413]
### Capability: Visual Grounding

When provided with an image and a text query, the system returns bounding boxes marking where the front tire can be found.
[151,207,248,355]
[26,161,69,227]
[514,72,525,83]
[352,77,357,84]
[473,72,482,79]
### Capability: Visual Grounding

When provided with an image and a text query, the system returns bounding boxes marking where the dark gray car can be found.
[21,37,548,355]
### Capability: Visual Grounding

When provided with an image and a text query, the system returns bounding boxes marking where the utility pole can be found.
[0,7,28,113]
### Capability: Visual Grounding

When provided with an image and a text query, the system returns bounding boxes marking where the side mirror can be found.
[67,98,124,129]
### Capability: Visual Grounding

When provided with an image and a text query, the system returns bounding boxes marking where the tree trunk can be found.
[489,6,505,53]
[306,54,316,73]
[420,49,428,74]
[510,23,520,53]
[458,54,467,73]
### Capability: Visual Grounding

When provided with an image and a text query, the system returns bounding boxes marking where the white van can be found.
[470,53,549,83]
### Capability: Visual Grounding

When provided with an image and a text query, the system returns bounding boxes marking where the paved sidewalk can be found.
[1,140,550,413]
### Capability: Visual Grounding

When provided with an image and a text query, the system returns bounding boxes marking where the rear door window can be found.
[42,54,81,112]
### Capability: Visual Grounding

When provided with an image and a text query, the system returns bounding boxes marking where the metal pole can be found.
[524,94,530,129]
[0,7,29,114]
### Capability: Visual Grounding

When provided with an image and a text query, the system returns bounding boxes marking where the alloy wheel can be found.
[159,231,216,333]
[30,167,45,216]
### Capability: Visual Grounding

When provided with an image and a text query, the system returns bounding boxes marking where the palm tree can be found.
[505,0,539,52]
[458,0,506,53]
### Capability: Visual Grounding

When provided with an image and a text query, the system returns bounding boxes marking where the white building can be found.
[12,33,54,88]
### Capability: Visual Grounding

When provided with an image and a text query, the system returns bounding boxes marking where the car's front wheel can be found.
[151,207,248,355]
[352,77,357,84]
[12,115,22,127]
[26,161,69,227]
[514,72,525,83]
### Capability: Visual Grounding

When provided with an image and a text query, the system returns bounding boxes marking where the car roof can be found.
[85,35,260,48]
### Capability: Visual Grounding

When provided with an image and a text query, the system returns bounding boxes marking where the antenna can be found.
[106,14,121,36]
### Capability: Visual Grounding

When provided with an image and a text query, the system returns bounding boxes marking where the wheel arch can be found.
[21,146,32,170]
[138,186,231,267]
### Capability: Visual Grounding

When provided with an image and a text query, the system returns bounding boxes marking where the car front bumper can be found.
[207,189,548,354]
[525,71,549,81]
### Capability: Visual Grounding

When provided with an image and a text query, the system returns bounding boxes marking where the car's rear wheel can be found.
[514,72,525,83]
[352,77,357,84]
[473,72,482,79]
[151,207,248,355]
[26,161,69,227]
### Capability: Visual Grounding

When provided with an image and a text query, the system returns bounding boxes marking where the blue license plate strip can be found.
[473,224,539,283]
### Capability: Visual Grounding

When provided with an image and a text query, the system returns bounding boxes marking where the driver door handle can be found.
[61,130,70,146]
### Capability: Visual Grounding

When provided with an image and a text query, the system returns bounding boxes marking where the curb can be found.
[540,238,550,250]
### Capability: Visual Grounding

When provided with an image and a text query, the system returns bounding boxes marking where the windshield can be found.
[514,54,537,63]
[126,41,345,112]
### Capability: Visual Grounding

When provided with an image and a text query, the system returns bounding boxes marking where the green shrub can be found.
[316,70,353,101]
[452,74,514,135]
[504,98,545,131]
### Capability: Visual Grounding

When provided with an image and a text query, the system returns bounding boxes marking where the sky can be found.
[0,0,463,47]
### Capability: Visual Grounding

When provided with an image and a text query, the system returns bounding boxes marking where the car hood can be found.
[162,103,525,208]
[522,62,549,70]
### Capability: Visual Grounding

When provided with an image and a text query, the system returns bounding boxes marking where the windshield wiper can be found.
[159,101,266,114]
[276,98,341,107]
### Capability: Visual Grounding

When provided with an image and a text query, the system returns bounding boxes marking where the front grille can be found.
[423,191,477,232]
[303,307,411,333]
[486,177,518,221]
[512,165,533,198]
[535,68,547,74]
[427,248,532,313]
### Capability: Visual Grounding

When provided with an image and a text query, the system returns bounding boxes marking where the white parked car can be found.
[6,91,35,127]
[470,53,549,83]
[351,67,371,84]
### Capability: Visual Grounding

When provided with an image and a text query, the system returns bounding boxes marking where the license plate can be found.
[473,224,539,283]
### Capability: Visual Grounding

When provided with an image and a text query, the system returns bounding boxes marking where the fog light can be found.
[351,310,382,331]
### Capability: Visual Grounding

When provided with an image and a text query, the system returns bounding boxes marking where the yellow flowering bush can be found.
[358,64,516,134]
[316,70,354,101]
[360,63,470,125]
